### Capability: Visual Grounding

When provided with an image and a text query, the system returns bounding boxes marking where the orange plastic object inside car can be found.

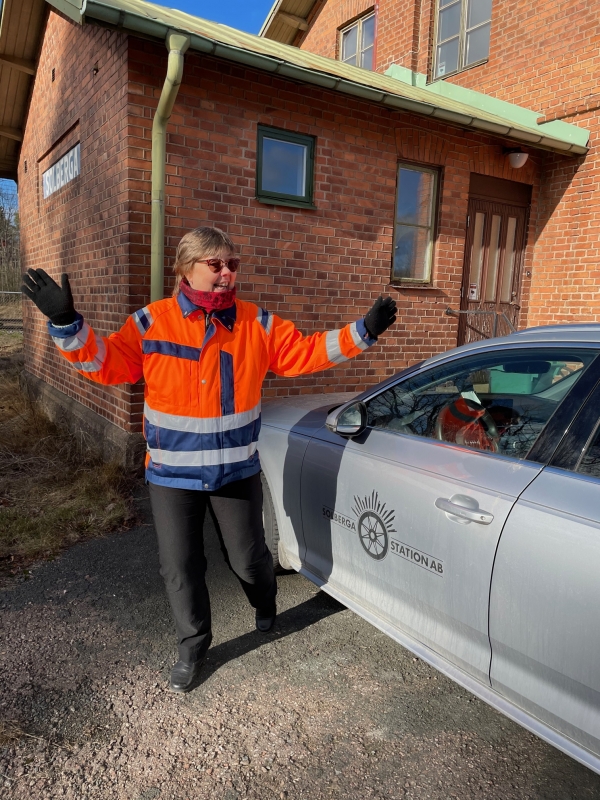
[435,396,499,453]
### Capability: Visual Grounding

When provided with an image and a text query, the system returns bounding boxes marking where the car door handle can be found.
[435,497,494,525]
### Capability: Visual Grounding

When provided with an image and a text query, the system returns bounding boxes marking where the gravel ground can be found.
[2,490,600,800]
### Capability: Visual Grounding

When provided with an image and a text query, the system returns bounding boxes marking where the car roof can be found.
[422,323,600,368]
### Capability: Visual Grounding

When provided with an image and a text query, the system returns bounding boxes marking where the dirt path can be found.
[2,492,600,800]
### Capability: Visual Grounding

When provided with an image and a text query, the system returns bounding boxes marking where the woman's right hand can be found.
[364,295,397,339]
[21,269,77,326]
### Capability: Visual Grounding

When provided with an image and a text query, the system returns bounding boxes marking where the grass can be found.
[0,719,24,746]
[0,331,138,577]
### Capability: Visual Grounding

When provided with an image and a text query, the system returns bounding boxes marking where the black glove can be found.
[364,295,397,339]
[21,269,76,326]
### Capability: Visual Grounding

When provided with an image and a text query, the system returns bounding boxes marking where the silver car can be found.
[259,324,600,774]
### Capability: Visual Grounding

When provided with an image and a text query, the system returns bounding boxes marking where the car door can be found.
[300,346,599,684]
[489,371,600,756]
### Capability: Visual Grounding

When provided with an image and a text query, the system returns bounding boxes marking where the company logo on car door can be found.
[352,492,395,561]
[390,540,444,576]
[323,491,396,561]
[323,490,443,573]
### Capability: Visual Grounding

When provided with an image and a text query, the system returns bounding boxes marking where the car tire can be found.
[261,472,292,572]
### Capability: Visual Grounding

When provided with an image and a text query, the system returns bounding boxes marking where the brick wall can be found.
[295,0,600,328]
[297,0,600,114]
[296,0,427,76]
[19,11,145,434]
[296,1,374,62]
[20,15,540,435]
[128,37,538,401]
[415,0,600,328]
[528,112,600,327]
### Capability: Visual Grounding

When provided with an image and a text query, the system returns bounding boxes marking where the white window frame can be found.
[339,12,376,70]
[433,0,492,81]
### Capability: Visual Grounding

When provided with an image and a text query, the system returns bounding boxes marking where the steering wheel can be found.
[435,396,500,452]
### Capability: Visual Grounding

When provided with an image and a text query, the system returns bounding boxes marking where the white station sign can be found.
[42,143,81,199]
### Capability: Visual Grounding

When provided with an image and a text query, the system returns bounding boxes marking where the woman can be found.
[22,226,397,693]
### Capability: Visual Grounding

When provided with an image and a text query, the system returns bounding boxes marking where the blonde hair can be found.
[172,226,236,295]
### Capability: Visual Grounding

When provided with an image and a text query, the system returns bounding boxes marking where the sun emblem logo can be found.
[352,491,396,561]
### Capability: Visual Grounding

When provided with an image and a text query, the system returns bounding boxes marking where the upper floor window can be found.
[340,12,375,70]
[434,0,492,79]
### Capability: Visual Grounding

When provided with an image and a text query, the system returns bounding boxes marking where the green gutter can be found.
[150,30,190,302]
[385,65,588,151]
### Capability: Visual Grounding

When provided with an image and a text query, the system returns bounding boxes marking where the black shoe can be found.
[256,604,276,633]
[169,658,205,693]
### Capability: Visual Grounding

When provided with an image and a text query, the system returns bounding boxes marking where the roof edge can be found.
[385,65,590,151]
[53,0,589,156]
[52,0,84,23]
[258,0,283,37]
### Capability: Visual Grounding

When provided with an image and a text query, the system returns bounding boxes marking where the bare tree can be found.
[0,180,21,328]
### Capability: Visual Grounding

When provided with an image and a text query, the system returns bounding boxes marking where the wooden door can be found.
[458,198,528,345]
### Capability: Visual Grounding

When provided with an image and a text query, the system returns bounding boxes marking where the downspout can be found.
[151,30,191,302]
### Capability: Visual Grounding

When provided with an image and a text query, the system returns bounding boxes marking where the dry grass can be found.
[0,719,25,746]
[0,331,138,577]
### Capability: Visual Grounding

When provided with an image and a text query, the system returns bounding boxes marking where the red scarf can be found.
[179,279,236,312]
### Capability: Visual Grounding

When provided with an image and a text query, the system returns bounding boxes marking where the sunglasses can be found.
[198,257,240,273]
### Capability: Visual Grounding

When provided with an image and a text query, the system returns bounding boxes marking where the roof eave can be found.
[58,0,586,157]
[258,0,283,38]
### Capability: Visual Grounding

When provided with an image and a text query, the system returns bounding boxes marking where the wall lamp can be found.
[504,148,529,169]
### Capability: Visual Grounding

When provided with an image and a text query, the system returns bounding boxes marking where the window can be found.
[392,164,438,283]
[576,422,600,479]
[366,349,594,460]
[340,13,375,70]
[256,126,315,209]
[434,0,492,79]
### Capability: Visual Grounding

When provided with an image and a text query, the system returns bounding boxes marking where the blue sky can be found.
[2,1,275,200]
[164,0,274,33]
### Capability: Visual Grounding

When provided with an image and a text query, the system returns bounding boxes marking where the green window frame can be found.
[391,163,439,285]
[256,125,316,209]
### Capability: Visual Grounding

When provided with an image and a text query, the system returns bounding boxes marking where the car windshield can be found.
[366,348,597,459]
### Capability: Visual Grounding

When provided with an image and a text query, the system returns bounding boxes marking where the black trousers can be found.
[148,472,277,663]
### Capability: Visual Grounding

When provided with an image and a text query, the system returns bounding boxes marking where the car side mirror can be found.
[325,401,368,437]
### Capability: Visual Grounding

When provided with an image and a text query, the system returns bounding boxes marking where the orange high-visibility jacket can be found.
[48,291,376,490]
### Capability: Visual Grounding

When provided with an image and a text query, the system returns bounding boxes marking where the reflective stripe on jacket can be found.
[48,292,376,490]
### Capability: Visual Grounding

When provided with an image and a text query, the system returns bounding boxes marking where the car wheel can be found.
[261,472,292,572]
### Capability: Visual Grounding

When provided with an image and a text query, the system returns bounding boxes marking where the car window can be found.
[576,421,600,479]
[366,349,595,459]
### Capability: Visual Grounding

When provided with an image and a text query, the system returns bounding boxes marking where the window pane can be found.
[465,21,491,65]
[578,422,600,479]
[499,217,517,303]
[361,45,374,70]
[436,37,459,77]
[362,15,375,49]
[439,2,462,42]
[469,212,485,300]
[366,350,592,459]
[342,25,358,62]
[396,168,433,226]
[393,225,431,281]
[261,137,307,197]
[467,0,492,29]
[484,214,501,302]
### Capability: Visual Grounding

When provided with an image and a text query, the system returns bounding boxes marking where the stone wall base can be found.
[20,371,146,473]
